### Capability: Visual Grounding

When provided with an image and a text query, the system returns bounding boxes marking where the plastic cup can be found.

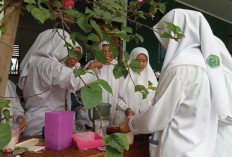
[94,119,109,137]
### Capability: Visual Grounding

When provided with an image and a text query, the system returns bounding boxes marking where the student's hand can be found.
[17,116,27,134]
[119,119,130,133]
[125,108,135,117]
[87,61,103,70]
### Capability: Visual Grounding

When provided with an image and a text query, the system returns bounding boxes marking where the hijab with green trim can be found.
[153,9,229,117]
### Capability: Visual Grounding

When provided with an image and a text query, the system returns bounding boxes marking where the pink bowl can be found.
[72,132,103,149]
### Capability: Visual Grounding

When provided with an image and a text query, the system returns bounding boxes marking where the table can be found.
[2,135,149,157]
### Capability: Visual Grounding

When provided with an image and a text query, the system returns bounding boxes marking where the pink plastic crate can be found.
[72,132,103,149]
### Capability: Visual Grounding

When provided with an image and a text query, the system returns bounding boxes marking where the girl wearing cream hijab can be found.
[19,29,96,136]
[117,47,158,116]
[119,9,230,157]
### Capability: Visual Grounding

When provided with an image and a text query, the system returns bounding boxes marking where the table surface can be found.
[2,134,149,157]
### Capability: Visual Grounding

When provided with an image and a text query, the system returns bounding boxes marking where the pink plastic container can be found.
[45,110,73,150]
[72,132,103,149]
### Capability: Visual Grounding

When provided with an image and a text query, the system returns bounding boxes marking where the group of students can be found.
[3,8,232,157]
[5,27,158,134]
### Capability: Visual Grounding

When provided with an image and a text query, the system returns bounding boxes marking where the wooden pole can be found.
[0,0,22,97]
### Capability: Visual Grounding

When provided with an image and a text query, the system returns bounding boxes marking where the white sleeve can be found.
[117,96,129,111]
[129,69,186,134]
[6,80,24,118]
[39,60,97,91]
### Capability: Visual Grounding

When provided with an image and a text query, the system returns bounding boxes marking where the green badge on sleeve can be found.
[206,54,220,68]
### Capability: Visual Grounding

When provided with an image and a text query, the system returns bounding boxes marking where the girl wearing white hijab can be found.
[2,80,27,134]
[117,47,158,115]
[83,41,119,127]
[19,29,96,137]
[119,9,230,157]
[214,36,232,157]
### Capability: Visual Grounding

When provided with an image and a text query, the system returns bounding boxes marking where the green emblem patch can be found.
[206,54,220,68]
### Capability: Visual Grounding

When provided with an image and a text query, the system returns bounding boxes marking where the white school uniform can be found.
[2,80,24,124]
[117,47,158,114]
[129,9,230,157]
[214,36,232,157]
[19,29,96,136]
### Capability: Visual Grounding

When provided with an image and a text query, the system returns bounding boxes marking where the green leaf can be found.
[0,123,11,150]
[31,7,51,24]
[105,146,122,157]
[113,63,128,79]
[54,22,60,28]
[69,49,82,59]
[109,40,119,58]
[159,3,166,14]
[66,9,80,18]
[122,27,132,33]
[85,7,94,15]
[95,79,113,94]
[103,135,110,145]
[38,0,48,5]
[138,13,146,19]
[160,32,173,38]
[90,20,103,40]
[148,81,159,91]
[94,49,106,64]
[87,33,100,42]
[64,42,73,48]
[54,0,62,7]
[0,98,10,111]
[77,14,91,33]
[149,5,157,15]
[81,83,102,110]
[70,32,87,42]
[2,109,10,124]
[26,4,36,13]
[73,68,86,78]
[115,33,130,42]
[102,11,112,22]
[135,85,149,99]
[129,1,136,8]
[123,51,130,63]
[165,22,181,34]
[150,0,156,5]
[135,33,144,43]
[149,86,159,92]
[106,133,129,153]
[110,28,121,33]
[104,27,111,32]
[24,0,35,4]
[129,59,141,74]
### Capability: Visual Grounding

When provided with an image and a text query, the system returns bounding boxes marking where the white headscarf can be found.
[98,40,109,50]
[129,47,158,87]
[153,9,229,117]
[19,29,82,89]
[119,47,158,114]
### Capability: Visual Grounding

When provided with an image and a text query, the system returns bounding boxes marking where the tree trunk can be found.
[0,0,22,97]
